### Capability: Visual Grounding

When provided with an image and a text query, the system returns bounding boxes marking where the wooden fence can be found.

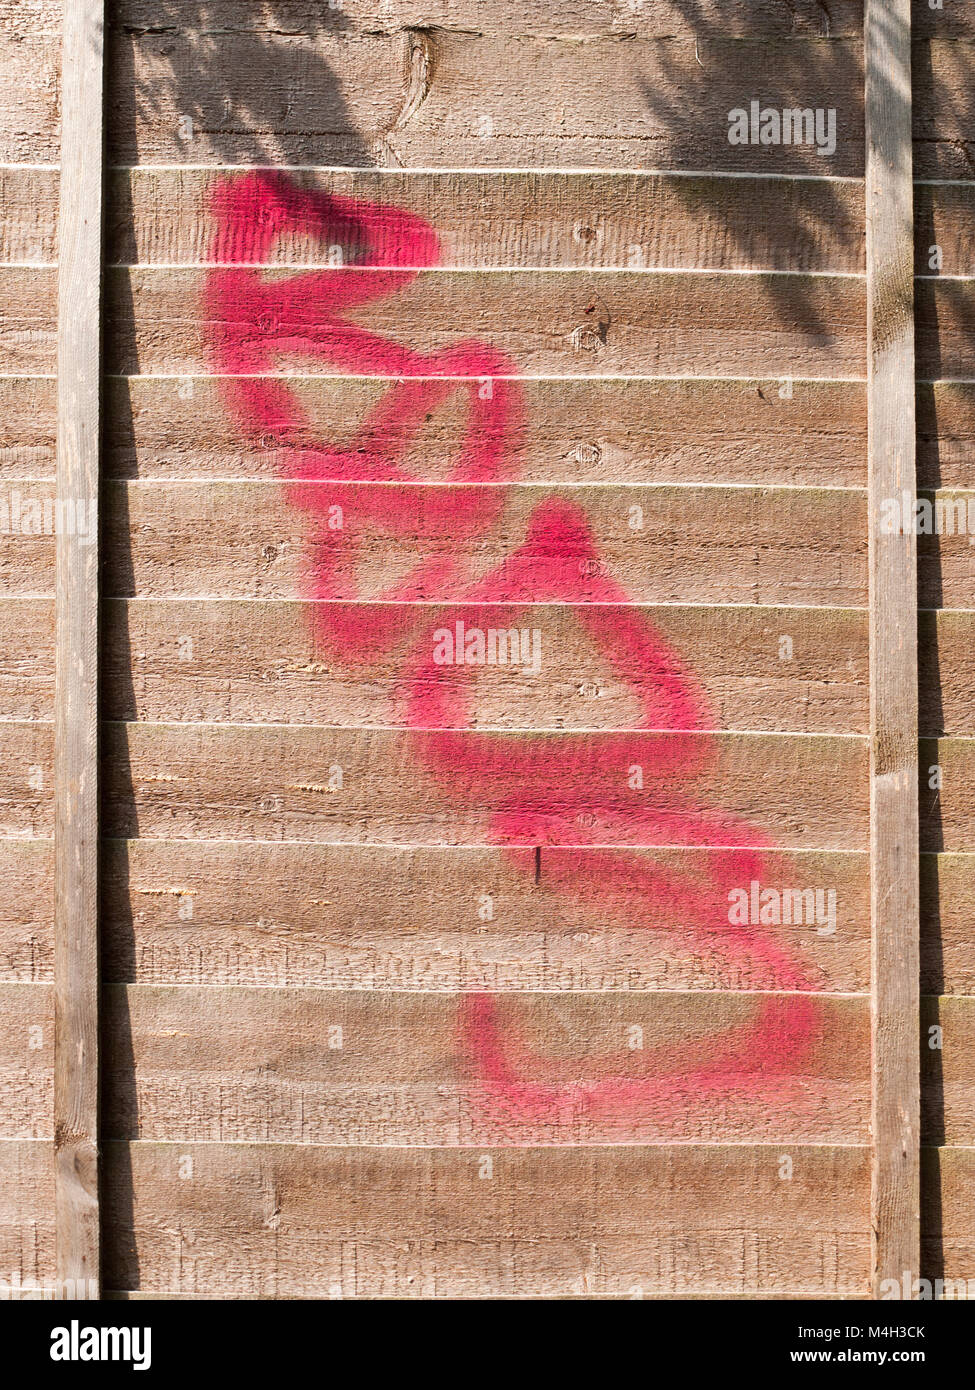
[0,0,971,1298]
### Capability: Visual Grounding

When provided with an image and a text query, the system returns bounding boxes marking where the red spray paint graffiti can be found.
[205,171,821,1132]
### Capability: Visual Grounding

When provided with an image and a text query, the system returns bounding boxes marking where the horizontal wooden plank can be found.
[913,41,975,180]
[913,12,975,40]
[922,740,975,853]
[922,999,975,1146]
[0,482,58,593]
[6,376,871,489]
[105,376,869,488]
[921,855,975,998]
[1,479,881,604]
[4,375,869,486]
[0,983,52,1137]
[10,840,975,999]
[916,182,975,277]
[0,1140,55,1294]
[114,0,866,40]
[104,599,868,734]
[0,165,965,278]
[918,383,975,492]
[109,167,865,272]
[0,166,868,273]
[97,839,871,993]
[102,1140,871,1297]
[98,482,869,608]
[98,26,975,179]
[100,267,867,379]
[918,503,975,610]
[100,722,869,849]
[105,983,870,1145]
[102,1286,873,1301]
[1,595,875,733]
[4,166,969,277]
[106,31,867,173]
[917,279,975,379]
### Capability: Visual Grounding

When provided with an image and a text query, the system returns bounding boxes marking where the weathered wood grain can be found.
[0,481,58,593]
[98,24,975,179]
[865,0,919,1296]
[106,30,867,172]
[0,1139,55,1295]
[113,0,866,40]
[129,166,864,272]
[0,167,60,264]
[14,842,975,1000]
[0,165,960,284]
[103,599,869,734]
[102,1140,872,1297]
[917,279,975,379]
[64,167,975,280]
[102,267,867,379]
[913,40,975,180]
[97,482,870,607]
[0,1,60,163]
[921,854,975,997]
[15,840,975,999]
[0,840,874,994]
[104,1289,869,1300]
[0,598,53,719]
[3,375,869,487]
[915,181,975,277]
[105,168,867,272]
[922,1147,975,1288]
[0,167,964,278]
[0,378,56,481]
[0,269,56,373]
[919,610,975,737]
[55,0,104,1297]
[0,721,53,836]
[0,983,53,1137]
[103,983,870,1146]
[0,480,874,604]
[1,596,873,733]
[918,383,975,491]
[44,264,975,383]
[100,721,869,849]
[0,839,52,984]
[919,502,975,610]
[98,839,871,993]
[922,998,975,1146]
[105,376,870,488]
[0,264,867,378]
[9,15,971,177]
[921,740,975,853]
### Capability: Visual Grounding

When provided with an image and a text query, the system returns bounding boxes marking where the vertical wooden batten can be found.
[865,0,920,1296]
[55,0,105,1296]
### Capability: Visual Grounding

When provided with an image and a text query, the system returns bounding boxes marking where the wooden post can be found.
[865,0,920,1297]
[55,0,105,1298]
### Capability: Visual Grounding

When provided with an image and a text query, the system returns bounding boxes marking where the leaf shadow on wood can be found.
[635,0,869,342]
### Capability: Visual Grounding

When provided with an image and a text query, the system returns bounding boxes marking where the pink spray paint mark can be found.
[205,171,822,1133]
[205,172,523,662]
